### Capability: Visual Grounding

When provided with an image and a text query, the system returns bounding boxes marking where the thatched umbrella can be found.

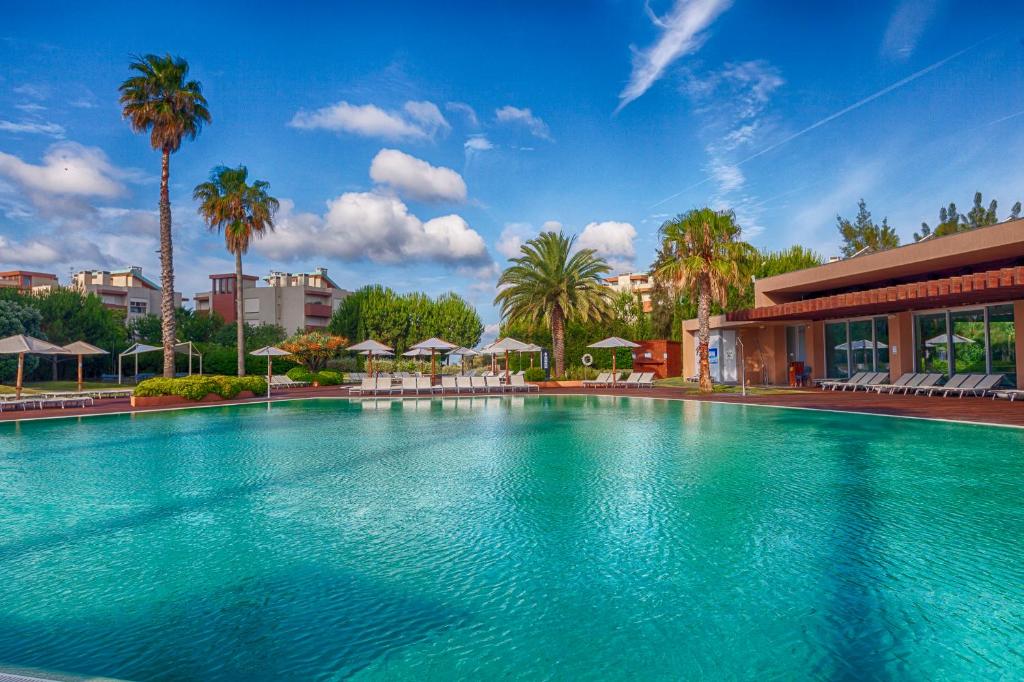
[486,337,532,382]
[588,336,641,387]
[410,337,458,380]
[61,341,108,392]
[347,339,394,376]
[0,334,71,398]
[250,345,291,397]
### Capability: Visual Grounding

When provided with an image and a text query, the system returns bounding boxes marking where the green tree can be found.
[430,292,484,348]
[495,231,612,377]
[0,300,43,383]
[120,53,211,378]
[836,199,899,257]
[728,245,824,310]
[177,307,225,343]
[656,208,756,393]
[193,164,279,375]
[128,314,163,345]
[963,191,998,230]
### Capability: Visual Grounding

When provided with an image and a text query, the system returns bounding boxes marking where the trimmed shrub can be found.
[314,370,343,386]
[286,367,313,382]
[134,375,267,400]
[524,367,546,382]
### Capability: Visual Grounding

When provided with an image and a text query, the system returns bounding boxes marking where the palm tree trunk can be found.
[697,277,713,393]
[159,148,177,378]
[550,304,566,377]
[235,249,246,376]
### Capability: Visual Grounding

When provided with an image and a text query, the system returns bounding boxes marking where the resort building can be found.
[72,266,181,322]
[603,272,655,312]
[193,267,350,333]
[0,270,59,294]
[682,219,1024,388]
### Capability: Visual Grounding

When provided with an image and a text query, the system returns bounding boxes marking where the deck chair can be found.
[350,377,376,395]
[583,372,610,387]
[890,373,927,394]
[485,376,504,393]
[852,372,889,391]
[636,372,655,387]
[401,377,418,394]
[870,373,914,394]
[833,372,870,391]
[510,374,539,392]
[417,376,440,394]
[620,372,642,387]
[909,373,944,395]
[934,373,977,397]
[823,372,866,391]
[951,374,1003,398]
[441,376,457,394]
[455,376,473,394]
[470,377,487,393]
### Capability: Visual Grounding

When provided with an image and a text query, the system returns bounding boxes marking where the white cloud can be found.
[464,135,493,152]
[446,101,479,127]
[495,106,553,141]
[0,234,61,266]
[402,101,450,137]
[616,0,733,112]
[369,148,467,202]
[288,100,446,140]
[0,119,65,138]
[13,103,46,113]
[255,193,490,266]
[541,220,563,232]
[577,221,638,270]
[882,0,940,60]
[0,142,126,197]
[496,222,536,259]
[709,160,744,193]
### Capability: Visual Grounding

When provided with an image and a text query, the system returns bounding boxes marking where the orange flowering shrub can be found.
[280,331,347,372]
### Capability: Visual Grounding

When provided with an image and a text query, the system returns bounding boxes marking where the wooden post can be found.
[16,352,24,399]
[267,356,272,398]
[611,349,617,387]
[77,354,84,392]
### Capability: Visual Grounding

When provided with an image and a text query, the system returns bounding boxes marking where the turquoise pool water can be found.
[0,396,1022,680]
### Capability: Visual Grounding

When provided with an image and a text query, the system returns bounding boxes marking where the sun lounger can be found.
[441,376,457,394]
[908,373,944,395]
[39,396,94,409]
[349,377,377,395]
[271,375,310,388]
[583,372,611,387]
[485,376,504,393]
[821,372,867,390]
[870,373,915,393]
[948,374,1003,398]
[991,388,1024,402]
[510,374,538,392]
[455,376,473,394]
[849,372,888,391]
[637,372,655,388]
[889,373,929,394]
[400,377,419,394]
[933,373,978,397]
[619,372,642,387]
[829,372,870,391]
[471,376,487,393]
[417,377,440,394]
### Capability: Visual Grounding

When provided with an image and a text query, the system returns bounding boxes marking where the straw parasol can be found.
[347,339,394,376]
[62,341,108,392]
[588,336,641,387]
[250,346,291,397]
[409,337,458,379]
[449,346,479,374]
[0,334,71,398]
[486,337,532,381]
[402,347,433,374]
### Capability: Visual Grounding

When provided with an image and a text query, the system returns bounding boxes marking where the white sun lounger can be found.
[822,372,867,391]
[510,374,538,392]
[441,376,457,394]
[583,372,611,387]
[471,376,487,393]
[485,376,504,393]
[456,376,474,394]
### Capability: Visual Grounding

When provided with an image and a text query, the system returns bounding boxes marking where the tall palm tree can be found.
[119,54,211,377]
[495,231,612,377]
[655,208,756,393]
[194,166,279,375]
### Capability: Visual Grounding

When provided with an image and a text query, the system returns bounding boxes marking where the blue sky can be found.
[2,1,1023,333]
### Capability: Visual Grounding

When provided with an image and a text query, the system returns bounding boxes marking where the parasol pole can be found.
[16,352,24,399]
[77,353,84,392]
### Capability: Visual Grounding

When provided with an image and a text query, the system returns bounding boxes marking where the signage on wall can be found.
[708,347,719,365]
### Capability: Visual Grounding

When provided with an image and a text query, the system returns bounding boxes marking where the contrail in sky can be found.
[650,36,995,209]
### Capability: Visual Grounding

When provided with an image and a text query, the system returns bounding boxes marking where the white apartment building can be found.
[603,272,655,313]
[73,266,182,322]
[193,267,350,332]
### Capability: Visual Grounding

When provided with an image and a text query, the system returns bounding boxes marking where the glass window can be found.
[786,325,806,363]
[874,317,890,373]
[825,322,849,378]
[915,312,949,376]
[988,305,1016,386]
[950,309,986,375]
[849,319,874,373]
[129,300,147,315]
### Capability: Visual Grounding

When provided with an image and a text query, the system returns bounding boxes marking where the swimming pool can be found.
[1,396,1022,680]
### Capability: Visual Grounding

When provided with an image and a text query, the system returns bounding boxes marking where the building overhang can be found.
[729,266,1024,322]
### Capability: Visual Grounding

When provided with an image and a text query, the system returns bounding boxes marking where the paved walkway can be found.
[1,385,1021,427]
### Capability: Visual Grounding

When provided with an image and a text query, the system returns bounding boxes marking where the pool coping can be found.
[2,390,1022,431]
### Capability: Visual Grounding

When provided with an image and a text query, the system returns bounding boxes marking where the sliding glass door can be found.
[824,316,890,379]
[913,304,1017,384]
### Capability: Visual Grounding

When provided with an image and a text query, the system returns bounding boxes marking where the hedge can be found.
[286,366,313,382]
[524,367,546,382]
[315,370,343,385]
[134,375,268,400]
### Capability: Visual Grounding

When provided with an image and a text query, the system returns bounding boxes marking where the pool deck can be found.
[1,384,1022,427]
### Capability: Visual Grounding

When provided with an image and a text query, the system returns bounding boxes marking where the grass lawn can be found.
[0,381,115,394]
[654,377,793,395]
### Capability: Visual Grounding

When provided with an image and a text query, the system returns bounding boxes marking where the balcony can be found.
[304,302,333,318]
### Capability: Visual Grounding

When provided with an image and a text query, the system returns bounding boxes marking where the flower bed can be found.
[132,375,267,407]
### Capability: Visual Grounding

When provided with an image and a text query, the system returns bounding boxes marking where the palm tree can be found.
[194,166,279,375]
[655,208,756,393]
[119,54,211,377]
[495,231,612,376]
